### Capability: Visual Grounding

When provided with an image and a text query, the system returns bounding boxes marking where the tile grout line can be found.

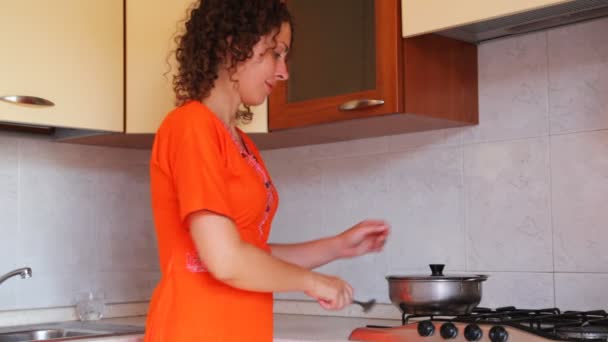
[544,30,558,308]
[462,144,468,272]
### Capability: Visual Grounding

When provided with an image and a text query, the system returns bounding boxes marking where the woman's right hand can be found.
[305,272,353,310]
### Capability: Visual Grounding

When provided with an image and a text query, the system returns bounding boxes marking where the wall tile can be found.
[384,147,465,272]
[551,131,608,272]
[478,272,554,309]
[261,136,388,165]
[268,161,325,243]
[465,138,552,271]
[95,271,160,303]
[16,271,96,309]
[388,127,464,152]
[0,135,19,309]
[14,137,157,309]
[462,31,549,144]
[18,140,99,276]
[0,281,17,311]
[548,17,608,134]
[94,164,158,273]
[319,154,391,238]
[555,273,608,311]
[276,154,394,303]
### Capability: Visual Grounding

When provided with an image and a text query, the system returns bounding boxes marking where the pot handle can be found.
[429,264,445,276]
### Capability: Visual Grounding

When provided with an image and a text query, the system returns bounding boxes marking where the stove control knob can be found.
[464,324,483,341]
[417,320,435,336]
[489,326,509,342]
[440,322,458,339]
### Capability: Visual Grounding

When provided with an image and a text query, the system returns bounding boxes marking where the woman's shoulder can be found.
[157,101,224,138]
[163,101,217,128]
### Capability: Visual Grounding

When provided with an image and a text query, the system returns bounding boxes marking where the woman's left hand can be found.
[337,220,390,258]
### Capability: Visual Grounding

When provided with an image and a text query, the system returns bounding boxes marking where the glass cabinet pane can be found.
[287,0,376,103]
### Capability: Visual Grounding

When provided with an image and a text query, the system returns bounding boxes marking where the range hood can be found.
[437,0,608,43]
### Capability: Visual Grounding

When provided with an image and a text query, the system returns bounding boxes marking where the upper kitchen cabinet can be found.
[269,0,401,130]
[402,0,573,37]
[126,0,268,134]
[252,0,477,149]
[0,0,123,132]
[125,0,188,134]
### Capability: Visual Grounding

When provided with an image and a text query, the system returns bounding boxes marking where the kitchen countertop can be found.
[273,314,400,341]
[98,314,401,342]
[0,300,402,341]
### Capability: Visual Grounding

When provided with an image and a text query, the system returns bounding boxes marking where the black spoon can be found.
[353,299,376,313]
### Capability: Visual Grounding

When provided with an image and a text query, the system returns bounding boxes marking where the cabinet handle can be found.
[0,95,55,107]
[338,99,384,111]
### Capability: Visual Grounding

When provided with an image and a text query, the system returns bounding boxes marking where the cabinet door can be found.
[127,0,268,134]
[0,0,123,131]
[268,0,401,130]
[126,0,191,134]
[402,0,573,37]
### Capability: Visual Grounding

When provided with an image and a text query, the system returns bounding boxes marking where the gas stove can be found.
[349,307,608,341]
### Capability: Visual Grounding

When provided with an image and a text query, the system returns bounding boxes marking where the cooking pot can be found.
[386,264,488,315]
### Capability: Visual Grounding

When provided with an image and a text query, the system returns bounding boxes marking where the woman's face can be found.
[234,22,291,106]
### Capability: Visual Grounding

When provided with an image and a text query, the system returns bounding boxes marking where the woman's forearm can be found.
[190,212,316,293]
[220,241,318,292]
[269,220,390,269]
[269,236,344,269]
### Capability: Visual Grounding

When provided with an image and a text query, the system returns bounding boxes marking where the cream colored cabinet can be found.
[402,0,573,37]
[0,0,123,132]
[126,0,268,134]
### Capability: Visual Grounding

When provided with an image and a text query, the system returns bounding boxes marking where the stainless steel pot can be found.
[386,264,488,315]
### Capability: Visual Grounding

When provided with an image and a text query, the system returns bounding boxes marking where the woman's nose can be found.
[275,59,289,81]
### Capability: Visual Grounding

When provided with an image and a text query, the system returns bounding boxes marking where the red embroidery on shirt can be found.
[242,153,275,239]
[223,125,276,240]
[186,252,208,273]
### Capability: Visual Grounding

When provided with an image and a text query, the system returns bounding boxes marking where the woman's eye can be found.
[272,50,287,60]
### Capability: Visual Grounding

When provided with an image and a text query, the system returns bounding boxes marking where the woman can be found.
[145,1,390,341]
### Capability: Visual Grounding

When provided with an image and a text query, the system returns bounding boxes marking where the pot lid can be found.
[386,264,489,281]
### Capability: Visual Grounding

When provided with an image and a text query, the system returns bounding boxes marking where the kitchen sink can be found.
[0,322,144,342]
[0,329,94,342]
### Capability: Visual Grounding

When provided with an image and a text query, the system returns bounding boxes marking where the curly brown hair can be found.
[172,0,293,122]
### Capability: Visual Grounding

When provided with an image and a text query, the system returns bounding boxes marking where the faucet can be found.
[0,267,32,286]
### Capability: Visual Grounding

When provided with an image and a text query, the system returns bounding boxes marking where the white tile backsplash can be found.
[19,144,99,274]
[548,17,608,134]
[551,131,608,272]
[261,135,388,165]
[384,147,465,272]
[0,135,158,311]
[464,138,552,272]
[320,154,391,237]
[462,31,549,144]
[478,272,554,309]
[95,271,160,303]
[269,161,324,243]
[388,127,464,152]
[555,273,608,311]
[16,271,96,309]
[0,136,19,310]
[2,17,608,314]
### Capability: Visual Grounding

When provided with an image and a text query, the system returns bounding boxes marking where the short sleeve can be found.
[170,124,232,225]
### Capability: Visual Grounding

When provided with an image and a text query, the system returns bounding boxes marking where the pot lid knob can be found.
[429,264,445,276]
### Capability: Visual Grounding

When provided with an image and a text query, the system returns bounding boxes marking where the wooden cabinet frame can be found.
[269,0,402,130]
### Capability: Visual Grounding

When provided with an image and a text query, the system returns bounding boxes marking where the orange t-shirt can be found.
[144,101,279,342]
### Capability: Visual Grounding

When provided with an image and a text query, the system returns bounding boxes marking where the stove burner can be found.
[398,307,608,341]
[556,326,608,340]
